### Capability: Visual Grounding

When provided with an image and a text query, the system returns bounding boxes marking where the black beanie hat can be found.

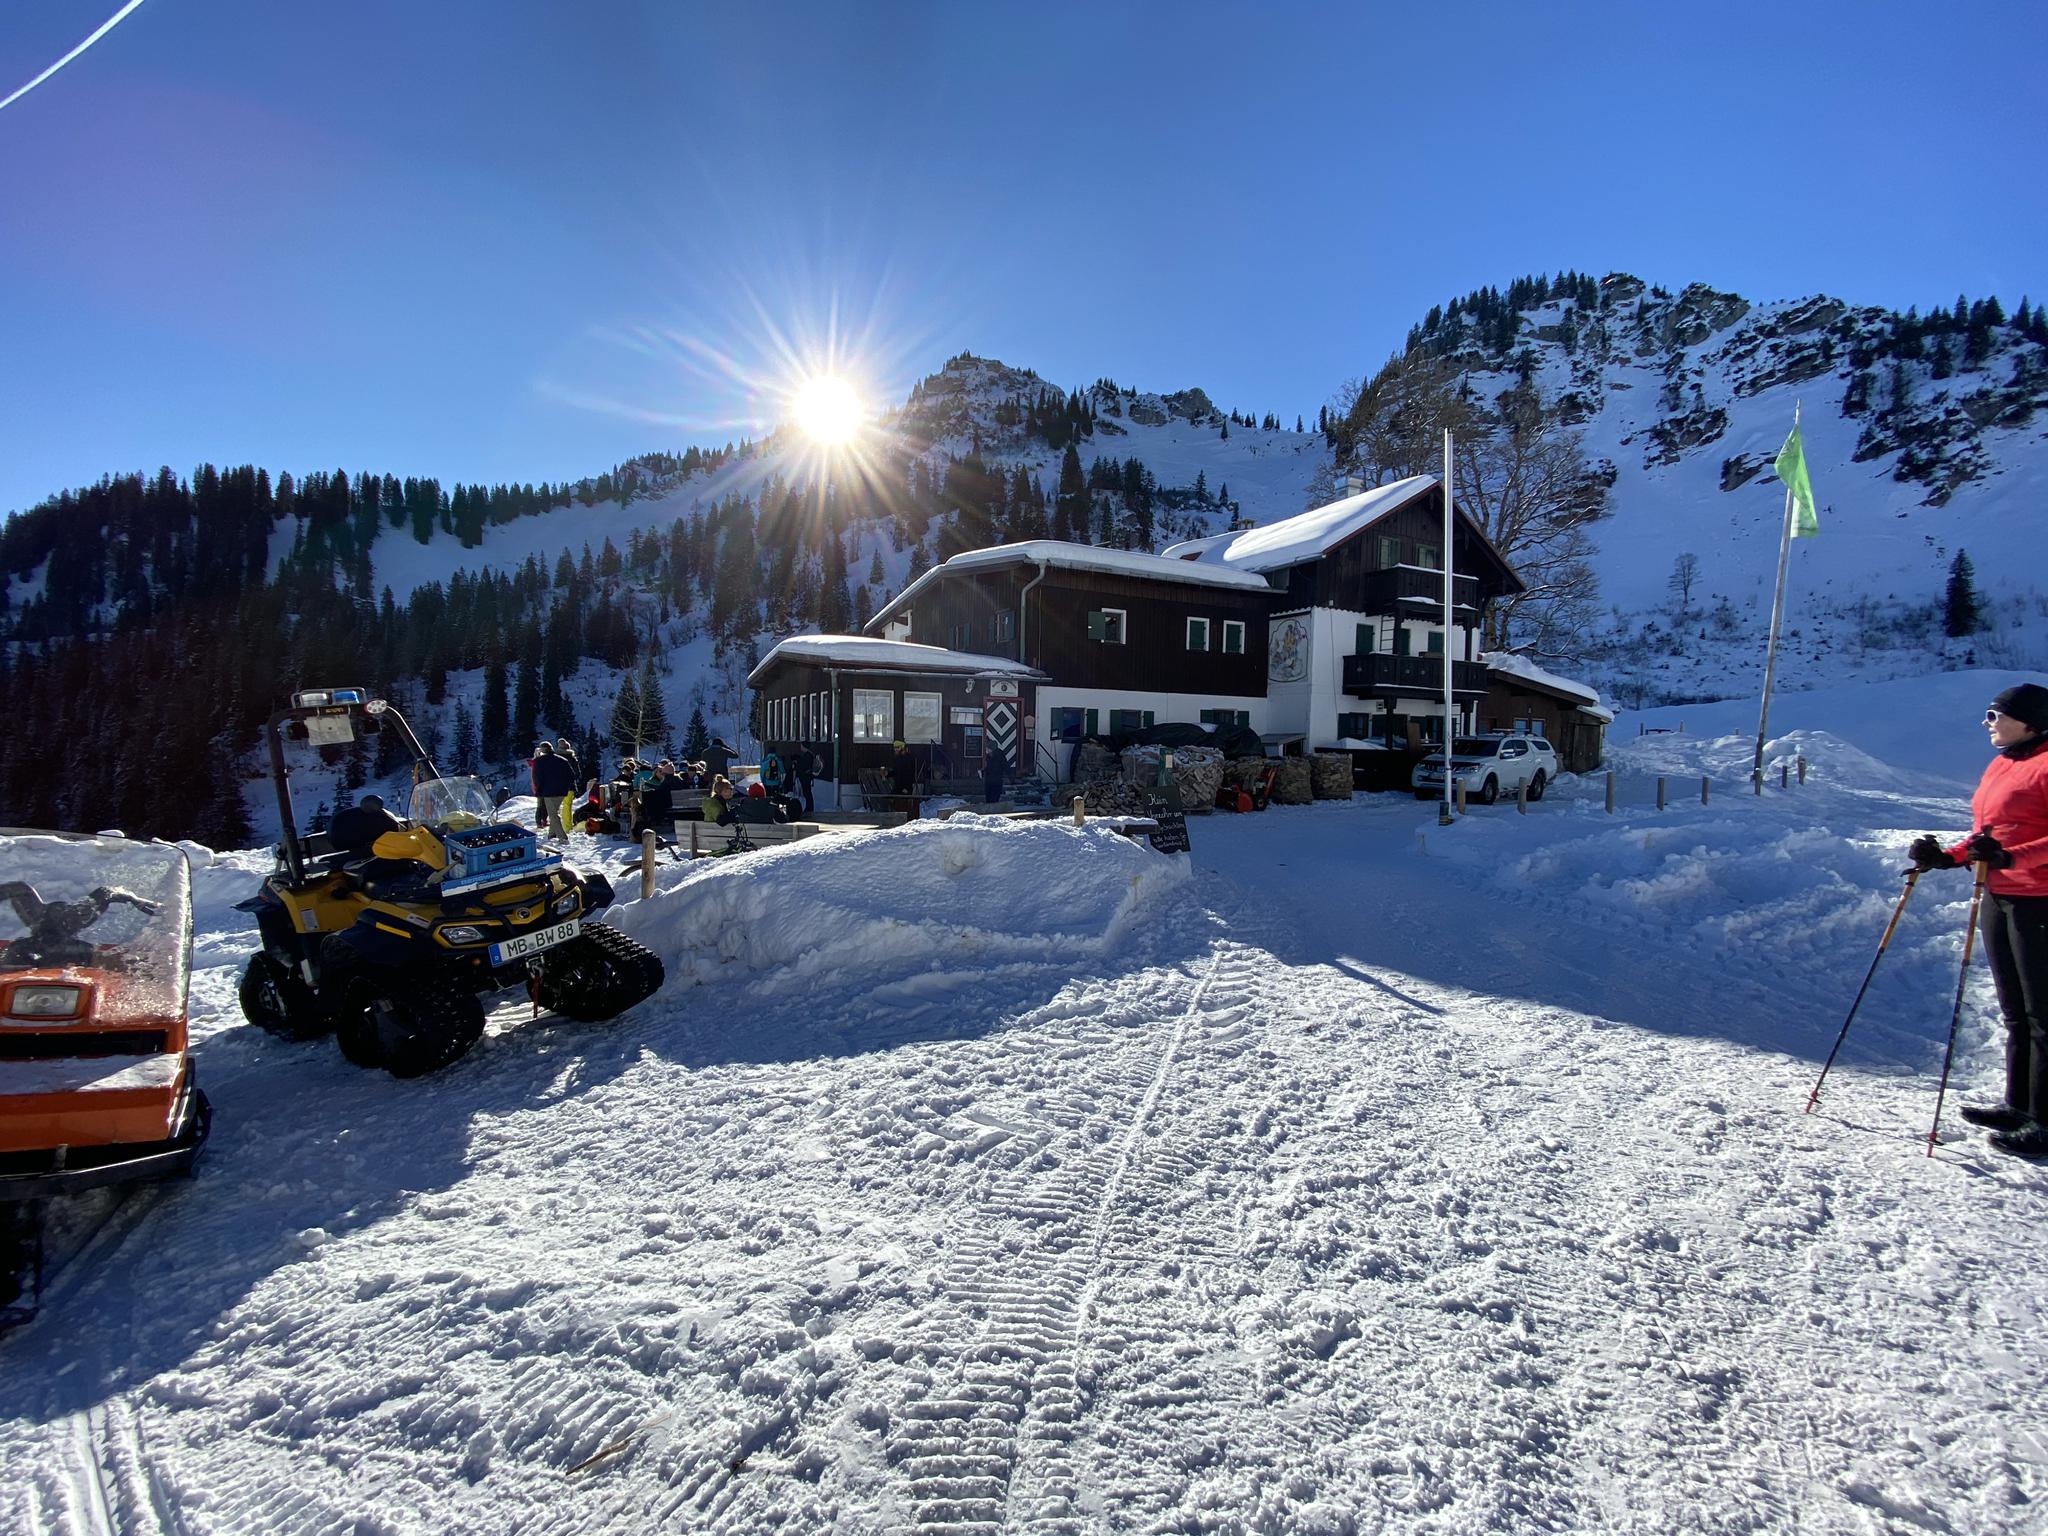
[1991,683,2048,733]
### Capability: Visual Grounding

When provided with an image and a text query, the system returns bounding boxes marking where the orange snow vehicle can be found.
[0,831,211,1325]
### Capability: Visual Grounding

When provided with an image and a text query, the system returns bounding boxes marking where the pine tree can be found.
[513,654,540,749]
[867,549,885,586]
[683,705,709,760]
[609,671,644,756]
[481,658,509,763]
[637,654,671,754]
[1944,550,1982,637]
[818,532,853,632]
[452,702,479,773]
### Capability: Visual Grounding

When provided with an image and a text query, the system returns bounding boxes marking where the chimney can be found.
[1336,471,1368,499]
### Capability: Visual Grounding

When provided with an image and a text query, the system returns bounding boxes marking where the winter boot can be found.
[1988,1122,2048,1159]
[1960,1102,2031,1131]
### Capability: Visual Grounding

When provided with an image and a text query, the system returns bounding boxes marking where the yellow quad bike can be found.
[235,689,664,1077]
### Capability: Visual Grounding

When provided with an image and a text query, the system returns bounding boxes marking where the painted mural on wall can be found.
[1268,615,1311,683]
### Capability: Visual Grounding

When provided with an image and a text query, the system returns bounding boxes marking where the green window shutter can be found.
[1144,711,1155,727]
[1085,709,1099,736]
[1356,623,1373,654]
[1222,621,1243,655]
[1395,627,1412,657]
[1087,611,1106,642]
[1425,630,1444,654]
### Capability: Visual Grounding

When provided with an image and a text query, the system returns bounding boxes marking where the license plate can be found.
[489,919,581,966]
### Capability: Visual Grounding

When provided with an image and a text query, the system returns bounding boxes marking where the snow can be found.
[1162,475,1434,573]
[747,635,1046,686]
[0,1054,183,1097]
[3,668,2047,1533]
[872,538,1276,629]
[1482,648,1603,706]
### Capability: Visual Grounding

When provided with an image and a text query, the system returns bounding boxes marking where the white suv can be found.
[1412,734,1559,805]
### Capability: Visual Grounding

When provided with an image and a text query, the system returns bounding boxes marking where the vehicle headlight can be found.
[7,984,84,1019]
[554,891,579,916]
[440,925,487,945]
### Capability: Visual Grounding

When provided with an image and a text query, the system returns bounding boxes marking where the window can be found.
[1395,626,1412,657]
[947,622,971,650]
[1055,707,1087,741]
[1087,608,1127,644]
[1186,617,1210,651]
[1221,620,1244,655]
[904,691,942,743]
[994,611,1014,644]
[1109,709,1153,734]
[1354,623,1374,655]
[1418,543,1442,571]
[1424,630,1445,655]
[1377,535,1401,568]
[852,689,894,742]
[1201,709,1251,728]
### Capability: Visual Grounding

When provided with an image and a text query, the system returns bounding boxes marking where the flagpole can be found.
[1441,428,1456,826]
[1752,402,1801,794]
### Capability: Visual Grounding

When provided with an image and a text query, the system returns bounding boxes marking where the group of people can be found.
[526,734,833,842]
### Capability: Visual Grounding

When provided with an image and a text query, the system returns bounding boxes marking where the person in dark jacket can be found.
[794,743,818,815]
[1909,682,2048,1157]
[530,742,577,839]
[703,738,735,782]
[890,740,916,795]
[983,745,1008,804]
[630,760,682,839]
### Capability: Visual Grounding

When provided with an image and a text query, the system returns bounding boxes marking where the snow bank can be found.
[606,813,1187,989]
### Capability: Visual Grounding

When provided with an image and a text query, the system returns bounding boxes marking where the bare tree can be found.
[1337,357,1606,661]
[1668,553,1700,614]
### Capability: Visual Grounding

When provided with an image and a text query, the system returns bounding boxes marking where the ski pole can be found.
[1807,868,1920,1113]
[1927,861,1991,1156]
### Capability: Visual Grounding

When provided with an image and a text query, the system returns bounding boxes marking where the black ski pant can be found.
[1979,891,2048,1121]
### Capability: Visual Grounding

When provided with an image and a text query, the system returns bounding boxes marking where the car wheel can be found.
[1528,770,1547,802]
[1479,775,1499,805]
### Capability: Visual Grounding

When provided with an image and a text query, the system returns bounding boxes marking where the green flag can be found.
[1775,422,1819,538]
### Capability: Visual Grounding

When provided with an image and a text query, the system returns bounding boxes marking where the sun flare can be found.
[792,374,863,445]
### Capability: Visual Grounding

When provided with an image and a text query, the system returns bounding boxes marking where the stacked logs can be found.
[1270,757,1315,805]
[1310,751,1353,800]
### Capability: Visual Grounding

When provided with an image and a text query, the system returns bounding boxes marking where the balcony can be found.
[1355,567,1481,613]
[1342,654,1490,698]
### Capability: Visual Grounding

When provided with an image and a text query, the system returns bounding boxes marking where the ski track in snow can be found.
[5,716,2048,1534]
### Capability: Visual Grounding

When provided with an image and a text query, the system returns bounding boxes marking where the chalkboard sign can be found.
[1142,782,1191,855]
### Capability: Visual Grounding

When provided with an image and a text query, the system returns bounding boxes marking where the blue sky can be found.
[3,0,2043,517]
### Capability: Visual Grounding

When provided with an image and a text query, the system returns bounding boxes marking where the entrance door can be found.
[983,697,1019,770]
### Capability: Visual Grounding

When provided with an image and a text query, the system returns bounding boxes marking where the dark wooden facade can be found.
[877,559,1278,698]
[750,652,1044,793]
[1271,483,1522,614]
[1475,671,1608,772]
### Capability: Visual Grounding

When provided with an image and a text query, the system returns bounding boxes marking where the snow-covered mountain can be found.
[1388,274,2048,705]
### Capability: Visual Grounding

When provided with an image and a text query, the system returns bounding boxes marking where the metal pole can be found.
[1753,404,1801,794]
[1441,429,1456,827]
[1928,863,1991,1155]
[1807,870,1920,1113]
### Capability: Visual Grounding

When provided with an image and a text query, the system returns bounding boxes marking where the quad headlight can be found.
[6,984,84,1019]
[553,891,580,917]
[440,925,487,945]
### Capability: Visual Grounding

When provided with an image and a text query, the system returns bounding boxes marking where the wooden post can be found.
[1780,762,1790,789]
[641,830,657,897]
[1517,780,1528,814]
[1797,755,1807,785]
[1605,771,1616,814]
[1455,780,1468,816]
[1701,776,1710,805]
[1072,795,1085,827]
[1656,777,1666,811]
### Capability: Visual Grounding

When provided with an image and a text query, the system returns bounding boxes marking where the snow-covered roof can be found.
[748,635,1048,686]
[870,539,1272,630]
[1481,650,1603,708]
[1161,476,1435,573]
[1576,703,1616,724]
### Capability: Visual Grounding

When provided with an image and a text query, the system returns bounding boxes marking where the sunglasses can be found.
[1985,709,2006,725]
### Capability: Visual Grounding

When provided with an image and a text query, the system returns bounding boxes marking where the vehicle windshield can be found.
[408,776,497,829]
[1451,738,1503,757]
[0,830,192,1015]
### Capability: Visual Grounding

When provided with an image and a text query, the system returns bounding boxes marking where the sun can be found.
[791,374,864,445]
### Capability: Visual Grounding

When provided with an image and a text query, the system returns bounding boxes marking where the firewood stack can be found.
[1310,752,1354,800]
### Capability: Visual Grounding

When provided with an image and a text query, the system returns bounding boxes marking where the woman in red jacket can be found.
[1910,682,2048,1157]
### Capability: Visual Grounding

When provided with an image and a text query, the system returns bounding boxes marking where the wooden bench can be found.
[675,818,829,858]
